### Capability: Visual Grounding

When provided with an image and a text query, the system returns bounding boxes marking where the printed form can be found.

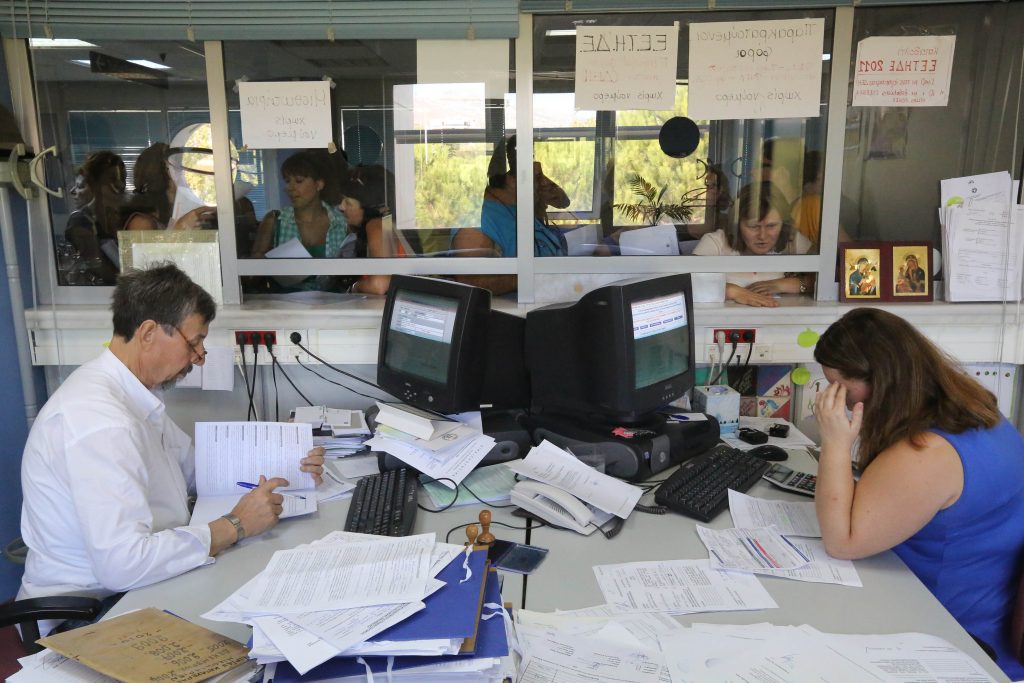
[728,490,821,537]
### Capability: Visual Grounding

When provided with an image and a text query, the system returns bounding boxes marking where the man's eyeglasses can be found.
[173,327,206,361]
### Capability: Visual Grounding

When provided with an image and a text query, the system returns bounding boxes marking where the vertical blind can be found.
[0,1,520,40]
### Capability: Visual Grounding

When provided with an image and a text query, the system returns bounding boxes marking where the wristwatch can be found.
[798,276,808,294]
[220,513,246,543]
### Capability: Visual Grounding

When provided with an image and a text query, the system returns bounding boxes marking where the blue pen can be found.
[236,481,306,500]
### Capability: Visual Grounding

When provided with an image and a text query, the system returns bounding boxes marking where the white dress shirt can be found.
[692,229,812,288]
[19,349,212,602]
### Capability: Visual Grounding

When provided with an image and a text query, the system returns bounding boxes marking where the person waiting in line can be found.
[18,263,325,636]
[686,161,733,241]
[64,151,127,284]
[338,165,403,295]
[790,150,852,247]
[692,182,813,307]
[813,308,1024,681]
[450,135,570,294]
[122,143,215,231]
[251,150,349,291]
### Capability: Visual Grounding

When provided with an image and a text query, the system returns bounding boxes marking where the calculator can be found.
[762,463,817,497]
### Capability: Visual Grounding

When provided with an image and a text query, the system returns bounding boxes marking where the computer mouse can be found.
[748,444,789,462]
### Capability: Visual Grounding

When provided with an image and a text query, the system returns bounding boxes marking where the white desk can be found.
[523,448,1010,682]
[105,494,526,644]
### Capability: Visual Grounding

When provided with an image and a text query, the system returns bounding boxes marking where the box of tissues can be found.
[693,385,740,434]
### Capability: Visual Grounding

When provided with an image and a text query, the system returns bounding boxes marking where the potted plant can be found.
[614,173,703,226]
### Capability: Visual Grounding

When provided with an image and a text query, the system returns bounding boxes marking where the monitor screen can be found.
[376,276,491,415]
[384,290,459,385]
[631,293,689,390]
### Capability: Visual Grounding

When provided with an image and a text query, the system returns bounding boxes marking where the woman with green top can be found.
[252,151,349,291]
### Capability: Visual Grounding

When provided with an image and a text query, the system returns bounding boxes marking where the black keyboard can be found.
[654,444,772,522]
[344,468,420,536]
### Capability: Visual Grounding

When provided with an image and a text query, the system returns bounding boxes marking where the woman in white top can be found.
[693,182,813,307]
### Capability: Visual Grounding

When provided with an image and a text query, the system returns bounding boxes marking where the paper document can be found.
[593,559,778,615]
[748,537,862,586]
[195,422,316,493]
[421,463,516,509]
[365,432,495,489]
[243,533,435,613]
[191,489,317,527]
[517,632,670,683]
[697,525,811,571]
[728,490,821,537]
[374,402,458,440]
[507,440,643,518]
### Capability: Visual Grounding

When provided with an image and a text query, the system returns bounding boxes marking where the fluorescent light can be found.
[545,29,576,37]
[822,53,832,61]
[30,38,96,48]
[68,59,90,68]
[128,59,171,70]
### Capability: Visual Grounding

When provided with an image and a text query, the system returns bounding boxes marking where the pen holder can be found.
[692,385,740,434]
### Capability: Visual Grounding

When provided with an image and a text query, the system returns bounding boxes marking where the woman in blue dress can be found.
[814,308,1024,680]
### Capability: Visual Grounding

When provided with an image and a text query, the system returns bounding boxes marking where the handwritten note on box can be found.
[853,36,956,107]
[574,25,679,111]
[239,81,332,149]
[688,18,825,120]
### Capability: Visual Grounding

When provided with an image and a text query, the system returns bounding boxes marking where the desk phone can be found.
[762,463,816,497]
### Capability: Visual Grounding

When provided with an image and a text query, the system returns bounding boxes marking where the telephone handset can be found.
[510,480,605,535]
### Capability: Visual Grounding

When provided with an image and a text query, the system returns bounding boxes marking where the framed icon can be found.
[891,242,933,302]
[839,243,884,302]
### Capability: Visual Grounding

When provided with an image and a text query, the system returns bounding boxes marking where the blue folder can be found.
[273,566,508,682]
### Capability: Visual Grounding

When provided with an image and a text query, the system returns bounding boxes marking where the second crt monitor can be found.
[377,275,491,415]
[525,274,696,426]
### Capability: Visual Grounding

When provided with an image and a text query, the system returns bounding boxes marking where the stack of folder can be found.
[203,532,511,682]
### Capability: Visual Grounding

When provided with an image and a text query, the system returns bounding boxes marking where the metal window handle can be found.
[28,144,63,199]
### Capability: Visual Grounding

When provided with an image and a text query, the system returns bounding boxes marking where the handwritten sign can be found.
[689,18,824,120]
[39,607,249,683]
[239,81,332,149]
[574,25,679,111]
[853,36,955,107]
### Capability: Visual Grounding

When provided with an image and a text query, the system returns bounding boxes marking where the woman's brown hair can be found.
[814,308,1000,467]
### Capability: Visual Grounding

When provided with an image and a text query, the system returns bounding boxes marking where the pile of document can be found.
[203,531,513,681]
[365,402,496,488]
[513,610,997,682]
[939,171,1024,302]
[294,406,373,457]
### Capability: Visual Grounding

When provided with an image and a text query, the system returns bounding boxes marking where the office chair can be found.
[1013,562,1024,664]
[0,596,102,654]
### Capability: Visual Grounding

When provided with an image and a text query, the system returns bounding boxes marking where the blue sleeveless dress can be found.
[894,418,1024,680]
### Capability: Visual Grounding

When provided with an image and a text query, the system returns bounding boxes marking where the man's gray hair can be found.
[111,263,216,340]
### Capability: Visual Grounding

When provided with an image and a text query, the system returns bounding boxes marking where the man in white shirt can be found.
[18,263,324,619]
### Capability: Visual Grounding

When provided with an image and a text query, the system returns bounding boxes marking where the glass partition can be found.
[28,40,210,287]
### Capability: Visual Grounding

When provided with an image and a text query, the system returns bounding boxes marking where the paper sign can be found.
[689,18,825,120]
[852,36,956,107]
[239,81,332,149]
[38,607,249,683]
[574,25,679,111]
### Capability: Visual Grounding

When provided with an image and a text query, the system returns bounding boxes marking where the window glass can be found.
[844,3,1024,254]
[31,41,210,286]
[223,40,516,299]
[532,11,833,263]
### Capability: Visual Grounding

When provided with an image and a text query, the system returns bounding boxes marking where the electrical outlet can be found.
[234,331,277,348]
[706,344,721,363]
[753,343,772,362]
[713,328,757,344]
[279,329,309,364]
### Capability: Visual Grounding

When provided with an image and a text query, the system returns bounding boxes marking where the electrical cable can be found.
[270,356,314,406]
[295,357,383,403]
[266,338,279,422]
[417,475,518,513]
[249,339,261,422]
[289,333,391,400]
[237,338,255,421]
[743,341,754,367]
[709,341,737,385]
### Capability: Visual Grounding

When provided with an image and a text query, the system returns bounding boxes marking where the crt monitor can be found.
[377,275,491,415]
[525,274,695,425]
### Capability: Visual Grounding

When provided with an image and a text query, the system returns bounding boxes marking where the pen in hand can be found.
[236,481,305,500]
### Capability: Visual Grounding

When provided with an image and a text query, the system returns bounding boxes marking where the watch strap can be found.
[220,513,246,542]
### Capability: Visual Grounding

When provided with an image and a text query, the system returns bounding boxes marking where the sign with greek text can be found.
[239,81,332,149]
[852,36,956,107]
[689,18,825,120]
[574,25,679,111]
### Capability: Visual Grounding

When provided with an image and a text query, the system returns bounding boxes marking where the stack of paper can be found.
[202,532,512,681]
[365,403,496,488]
[190,422,320,526]
[295,406,373,457]
[939,171,1024,302]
